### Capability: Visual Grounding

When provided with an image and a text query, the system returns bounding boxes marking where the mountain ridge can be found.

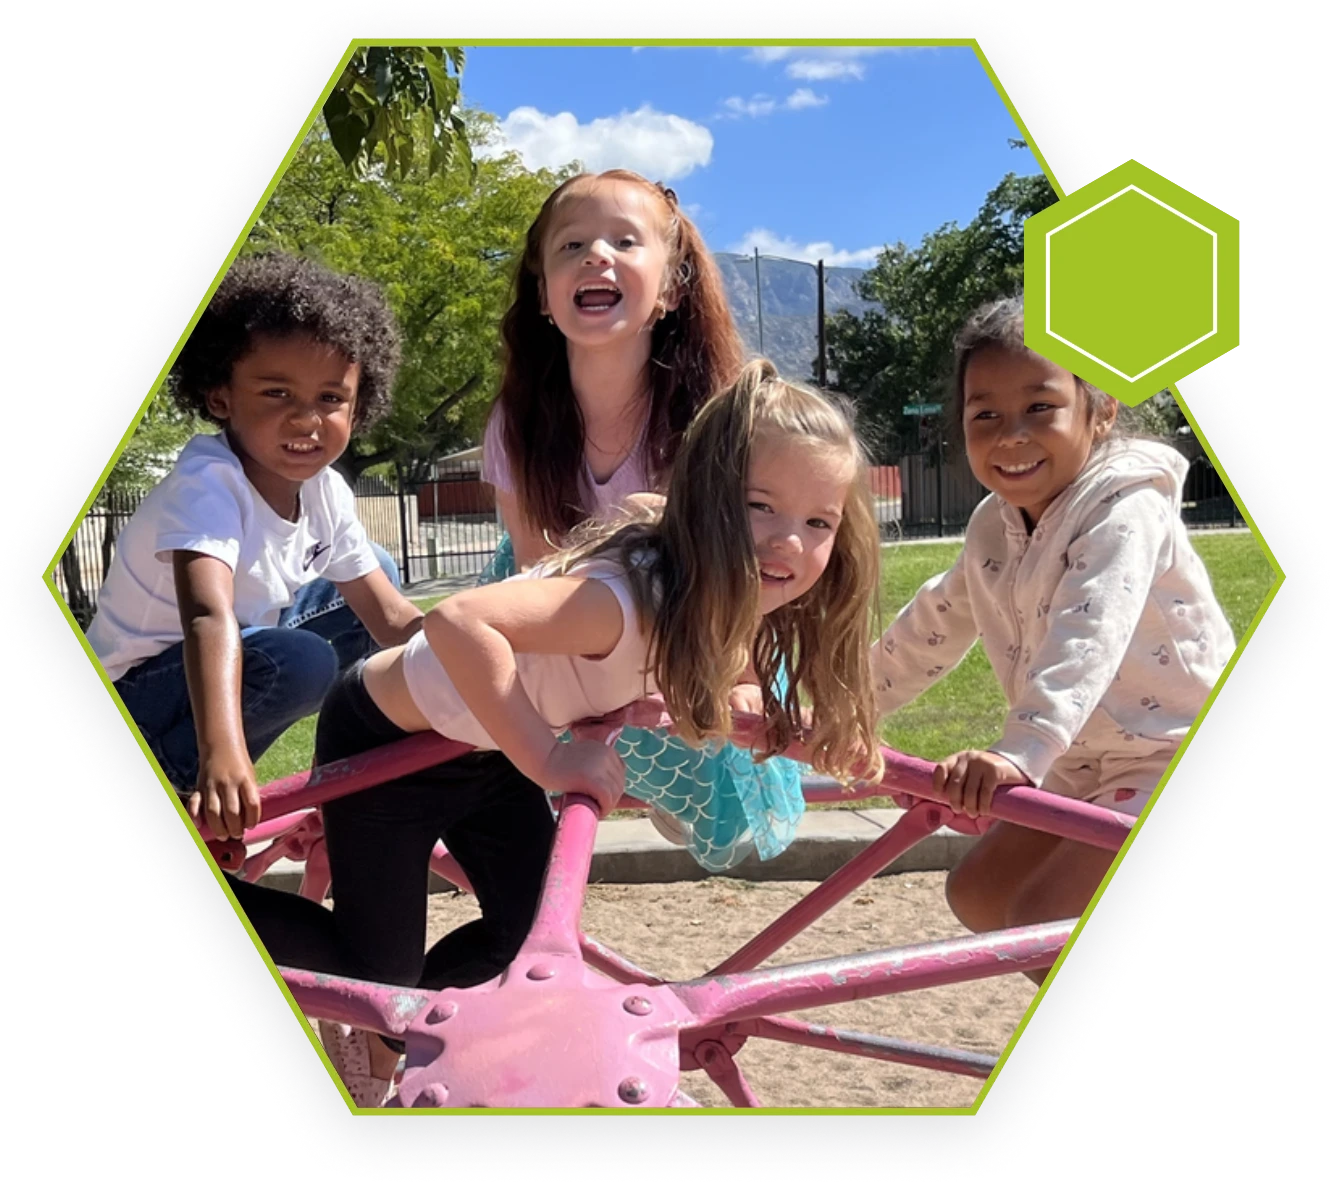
[713,251,879,384]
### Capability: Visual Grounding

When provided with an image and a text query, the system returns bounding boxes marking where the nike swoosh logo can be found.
[303,542,331,571]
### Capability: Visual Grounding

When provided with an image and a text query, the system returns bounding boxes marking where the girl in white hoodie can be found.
[872,298,1233,968]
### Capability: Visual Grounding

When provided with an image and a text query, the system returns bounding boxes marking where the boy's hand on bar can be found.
[192,747,262,839]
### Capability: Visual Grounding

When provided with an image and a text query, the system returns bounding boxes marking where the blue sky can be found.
[461,45,1040,267]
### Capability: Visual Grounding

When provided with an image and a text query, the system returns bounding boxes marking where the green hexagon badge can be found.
[1025,160,1238,405]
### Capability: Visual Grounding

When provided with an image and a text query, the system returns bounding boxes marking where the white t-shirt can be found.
[401,557,656,748]
[89,433,381,682]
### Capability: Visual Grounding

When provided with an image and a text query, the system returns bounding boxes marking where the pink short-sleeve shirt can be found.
[482,413,653,521]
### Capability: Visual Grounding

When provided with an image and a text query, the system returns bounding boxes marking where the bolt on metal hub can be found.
[618,1077,649,1104]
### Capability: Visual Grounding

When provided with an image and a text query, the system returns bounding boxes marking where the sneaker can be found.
[648,807,691,847]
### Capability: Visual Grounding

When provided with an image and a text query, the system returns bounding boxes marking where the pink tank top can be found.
[481,413,653,522]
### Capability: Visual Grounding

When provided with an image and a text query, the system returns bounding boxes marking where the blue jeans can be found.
[115,544,400,791]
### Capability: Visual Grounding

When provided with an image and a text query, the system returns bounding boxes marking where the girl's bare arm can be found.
[424,577,628,805]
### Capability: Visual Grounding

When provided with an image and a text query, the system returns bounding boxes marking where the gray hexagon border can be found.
[7,2,1319,1180]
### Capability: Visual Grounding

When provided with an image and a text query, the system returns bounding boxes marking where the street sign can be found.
[903,403,943,416]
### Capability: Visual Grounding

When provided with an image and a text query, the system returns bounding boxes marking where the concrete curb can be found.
[255,808,976,892]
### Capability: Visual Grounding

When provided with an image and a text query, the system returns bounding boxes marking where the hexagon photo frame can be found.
[5,4,1314,1175]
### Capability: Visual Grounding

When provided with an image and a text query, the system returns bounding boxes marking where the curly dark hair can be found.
[169,252,401,431]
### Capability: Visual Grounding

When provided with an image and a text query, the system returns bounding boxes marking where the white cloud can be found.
[717,89,828,119]
[785,87,829,110]
[746,45,905,81]
[481,104,713,181]
[788,59,866,81]
[721,94,778,119]
[746,47,796,64]
[729,228,882,269]
[747,46,893,64]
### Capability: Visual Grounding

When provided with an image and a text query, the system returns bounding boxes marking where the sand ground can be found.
[424,872,1037,1109]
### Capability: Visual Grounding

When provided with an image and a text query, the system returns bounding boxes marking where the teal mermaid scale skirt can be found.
[476,532,517,587]
[478,532,806,872]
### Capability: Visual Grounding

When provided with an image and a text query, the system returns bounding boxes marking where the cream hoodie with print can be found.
[871,439,1234,790]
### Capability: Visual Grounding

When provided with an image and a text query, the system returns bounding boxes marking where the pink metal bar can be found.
[282,968,435,1040]
[298,836,332,902]
[675,920,1074,1028]
[242,809,315,847]
[520,718,625,960]
[238,811,324,885]
[618,702,1132,850]
[846,745,1133,852]
[208,839,246,872]
[694,1040,760,1107]
[238,840,291,884]
[256,700,1130,1108]
[195,731,474,843]
[522,795,601,959]
[420,813,665,989]
[579,935,665,987]
[738,1015,997,1078]
[707,801,948,976]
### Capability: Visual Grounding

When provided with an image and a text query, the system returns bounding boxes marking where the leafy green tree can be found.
[323,47,470,181]
[826,170,1056,455]
[105,395,200,493]
[247,118,570,478]
[94,50,475,498]
[65,382,201,628]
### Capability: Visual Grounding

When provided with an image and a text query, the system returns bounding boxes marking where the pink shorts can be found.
[1043,746,1178,819]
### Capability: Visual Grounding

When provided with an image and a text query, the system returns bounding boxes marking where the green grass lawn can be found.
[254,531,1278,785]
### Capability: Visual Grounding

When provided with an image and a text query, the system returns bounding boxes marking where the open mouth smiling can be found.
[993,458,1045,479]
[574,282,623,312]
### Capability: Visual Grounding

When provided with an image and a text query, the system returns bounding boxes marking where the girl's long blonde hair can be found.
[550,359,883,783]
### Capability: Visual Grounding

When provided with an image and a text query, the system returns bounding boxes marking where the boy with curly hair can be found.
[90,253,424,840]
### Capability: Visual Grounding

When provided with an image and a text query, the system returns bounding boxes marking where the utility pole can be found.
[816,259,827,386]
[753,247,764,355]
[394,461,412,586]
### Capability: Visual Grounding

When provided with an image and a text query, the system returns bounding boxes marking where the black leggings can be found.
[229,662,555,992]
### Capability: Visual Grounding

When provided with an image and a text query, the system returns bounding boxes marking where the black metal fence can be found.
[55,460,506,631]
[55,489,147,629]
[397,458,502,584]
[889,432,1242,539]
[893,446,988,539]
[54,435,1242,630]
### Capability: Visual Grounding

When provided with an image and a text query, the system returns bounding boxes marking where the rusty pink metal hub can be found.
[391,953,692,1108]
[218,701,1129,1109]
